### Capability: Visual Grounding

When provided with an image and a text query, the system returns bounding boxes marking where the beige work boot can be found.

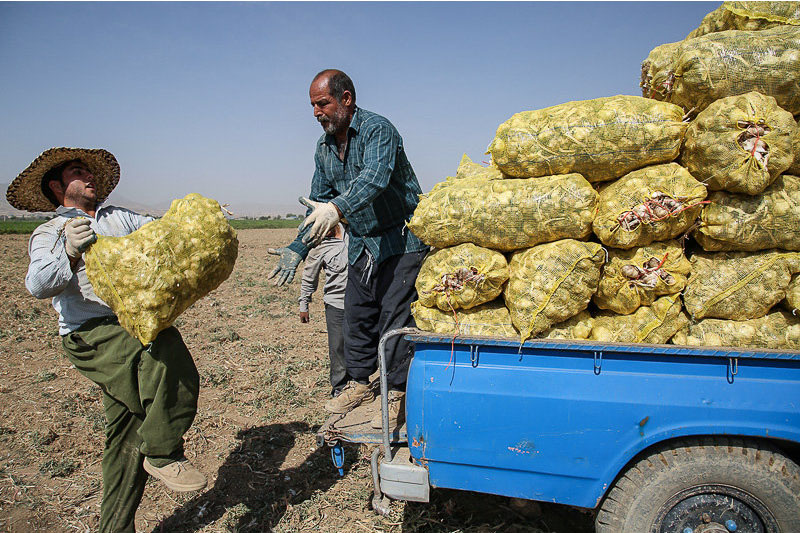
[324,380,375,413]
[144,458,207,492]
[371,390,405,429]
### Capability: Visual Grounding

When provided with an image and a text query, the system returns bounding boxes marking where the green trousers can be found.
[62,316,200,533]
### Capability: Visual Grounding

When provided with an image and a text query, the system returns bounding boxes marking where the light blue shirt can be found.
[25,204,154,335]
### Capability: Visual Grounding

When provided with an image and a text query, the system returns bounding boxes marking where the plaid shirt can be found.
[288,107,427,265]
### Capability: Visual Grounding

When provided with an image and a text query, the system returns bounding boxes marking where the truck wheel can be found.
[595,437,800,533]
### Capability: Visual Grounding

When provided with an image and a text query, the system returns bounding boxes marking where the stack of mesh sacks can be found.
[408,1,800,349]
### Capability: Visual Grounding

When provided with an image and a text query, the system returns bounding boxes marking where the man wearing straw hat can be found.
[268,70,428,429]
[7,148,206,533]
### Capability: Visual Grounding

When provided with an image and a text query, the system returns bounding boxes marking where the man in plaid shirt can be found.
[268,69,428,428]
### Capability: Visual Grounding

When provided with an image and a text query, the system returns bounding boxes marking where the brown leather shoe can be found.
[144,458,207,492]
[324,380,375,413]
[371,390,405,429]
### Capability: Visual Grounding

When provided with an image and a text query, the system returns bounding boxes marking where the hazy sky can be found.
[1,1,718,215]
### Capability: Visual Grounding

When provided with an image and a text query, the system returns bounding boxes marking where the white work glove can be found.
[64,218,97,258]
[299,197,341,247]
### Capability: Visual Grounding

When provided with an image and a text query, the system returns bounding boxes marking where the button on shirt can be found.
[288,106,428,266]
[25,205,154,335]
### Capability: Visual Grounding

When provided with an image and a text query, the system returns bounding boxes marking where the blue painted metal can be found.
[331,443,345,477]
[405,336,800,509]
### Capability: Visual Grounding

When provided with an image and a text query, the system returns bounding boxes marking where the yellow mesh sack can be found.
[593,163,707,249]
[538,311,593,340]
[416,244,509,311]
[641,41,683,101]
[655,26,800,115]
[590,295,688,344]
[696,174,800,252]
[505,239,605,342]
[593,240,691,315]
[783,274,800,312]
[455,154,505,181]
[686,2,800,39]
[408,174,597,251]
[683,250,800,320]
[672,311,800,349]
[411,300,517,338]
[790,123,800,175]
[487,95,687,182]
[682,92,797,194]
[85,193,239,345]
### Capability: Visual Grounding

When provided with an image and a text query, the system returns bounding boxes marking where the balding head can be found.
[312,69,356,106]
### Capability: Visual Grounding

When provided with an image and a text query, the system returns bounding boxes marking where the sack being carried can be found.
[593,240,691,315]
[504,239,605,342]
[593,163,707,249]
[487,95,686,182]
[672,311,800,349]
[85,193,239,345]
[411,300,517,338]
[683,250,800,320]
[696,174,800,252]
[415,243,509,311]
[590,295,688,344]
[408,174,597,251]
[682,91,796,195]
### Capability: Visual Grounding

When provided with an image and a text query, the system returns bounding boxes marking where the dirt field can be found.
[0,228,594,533]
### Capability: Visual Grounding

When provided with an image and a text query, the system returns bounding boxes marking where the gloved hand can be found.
[299,197,341,247]
[267,247,302,286]
[64,218,97,258]
[299,311,310,323]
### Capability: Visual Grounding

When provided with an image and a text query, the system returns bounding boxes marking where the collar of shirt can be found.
[55,202,109,218]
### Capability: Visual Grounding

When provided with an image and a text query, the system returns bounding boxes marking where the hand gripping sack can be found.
[682,91,797,194]
[504,239,605,342]
[696,174,800,252]
[416,244,509,311]
[593,240,691,315]
[85,193,239,345]
[408,174,597,251]
[593,163,707,249]
[683,250,800,320]
[658,26,800,115]
[487,95,687,182]
[672,311,800,349]
[686,2,800,40]
[411,300,517,338]
[590,295,688,344]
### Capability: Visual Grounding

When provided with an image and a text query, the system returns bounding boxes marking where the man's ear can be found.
[341,90,353,107]
[48,179,64,201]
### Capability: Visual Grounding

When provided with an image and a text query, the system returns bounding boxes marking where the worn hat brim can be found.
[5,148,120,212]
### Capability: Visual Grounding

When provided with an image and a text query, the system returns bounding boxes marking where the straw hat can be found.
[6,147,120,212]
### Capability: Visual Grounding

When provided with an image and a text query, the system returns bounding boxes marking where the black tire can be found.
[595,437,800,533]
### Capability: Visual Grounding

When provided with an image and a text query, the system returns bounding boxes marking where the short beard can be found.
[319,105,350,135]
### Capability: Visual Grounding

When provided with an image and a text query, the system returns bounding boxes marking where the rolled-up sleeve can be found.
[25,222,75,299]
[331,121,398,218]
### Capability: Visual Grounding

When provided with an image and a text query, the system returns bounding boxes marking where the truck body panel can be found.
[405,335,800,508]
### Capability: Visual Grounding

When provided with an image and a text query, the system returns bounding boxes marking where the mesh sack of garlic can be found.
[683,250,800,320]
[682,92,796,195]
[85,193,239,345]
[790,123,800,175]
[415,244,508,311]
[650,26,800,115]
[411,299,517,338]
[538,311,594,340]
[640,41,682,102]
[593,163,707,249]
[686,1,800,40]
[590,294,688,344]
[428,155,504,195]
[696,174,800,252]
[504,239,604,342]
[407,174,597,251]
[783,274,800,312]
[593,240,691,315]
[486,95,686,183]
[672,310,800,349]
